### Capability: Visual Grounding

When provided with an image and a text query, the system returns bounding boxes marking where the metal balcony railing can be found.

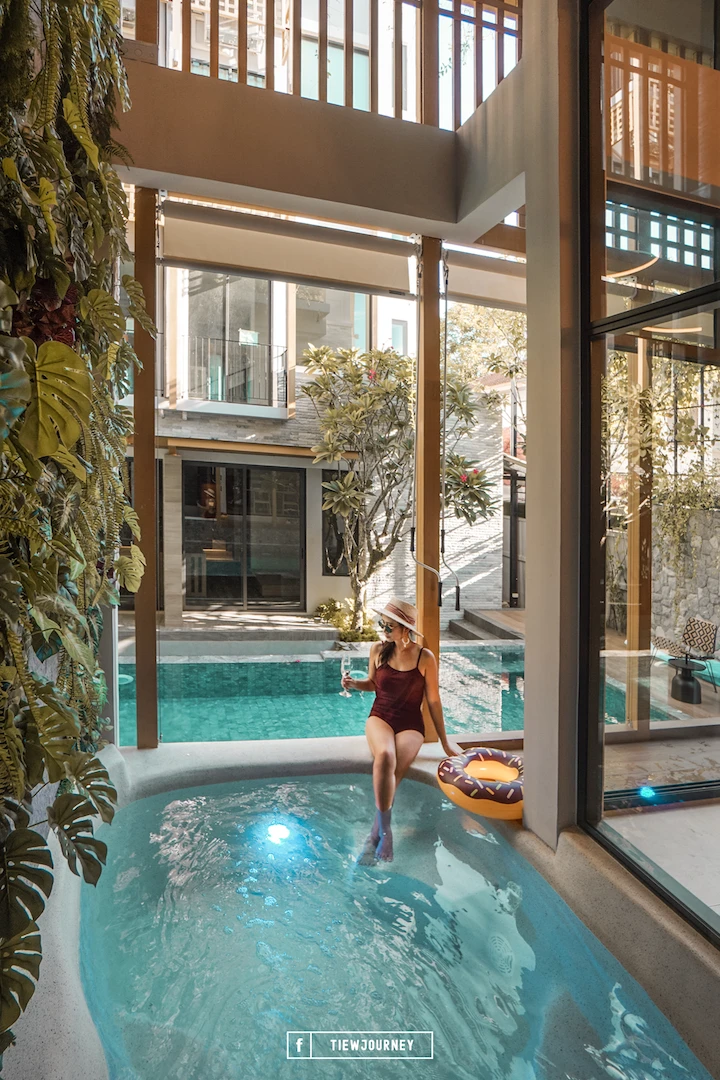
[181,336,288,408]
[128,0,522,131]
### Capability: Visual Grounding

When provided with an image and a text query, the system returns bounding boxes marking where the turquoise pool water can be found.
[80,776,710,1080]
[118,645,677,745]
[118,646,527,745]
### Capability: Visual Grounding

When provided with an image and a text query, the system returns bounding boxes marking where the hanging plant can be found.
[0,0,153,1059]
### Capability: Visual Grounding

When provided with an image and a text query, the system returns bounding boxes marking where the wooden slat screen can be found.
[370,0,379,114]
[210,0,220,78]
[292,0,302,93]
[344,0,354,107]
[394,0,403,118]
[151,0,522,127]
[182,0,192,71]
[266,0,275,90]
[238,0,248,83]
[318,0,328,101]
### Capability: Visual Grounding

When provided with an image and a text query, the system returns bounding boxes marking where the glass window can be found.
[170,269,272,404]
[296,286,369,361]
[589,299,720,939]
[391,318,408,354]
[592,0,720,318]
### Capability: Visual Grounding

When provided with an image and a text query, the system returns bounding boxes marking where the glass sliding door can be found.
[182,462,305,610]
[246,468,305,608]
[183,463,245,603]
[581,0,720,946]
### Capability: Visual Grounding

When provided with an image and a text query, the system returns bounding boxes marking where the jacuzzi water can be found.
[80,775,710,1080]
[117,645,676,745]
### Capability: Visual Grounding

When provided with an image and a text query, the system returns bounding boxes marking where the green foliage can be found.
[602,350,720,622]
[303,345,494,629]
[314,599,379,642]
[0,0,148,1050]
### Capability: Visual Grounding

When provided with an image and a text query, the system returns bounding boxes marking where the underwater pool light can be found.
[267,824,291,844]
[638,786,656,799]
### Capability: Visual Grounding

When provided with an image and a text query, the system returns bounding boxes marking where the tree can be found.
[302,346,496,631]
[0,0,150,1055]
[445,303,527,454]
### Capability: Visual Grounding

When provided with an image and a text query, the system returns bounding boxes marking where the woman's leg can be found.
[357,715,397,864]
[394,729,425,786]
[366,714,397,812]
[374,729,424,862]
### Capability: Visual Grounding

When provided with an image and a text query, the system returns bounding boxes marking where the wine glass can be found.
[339,655,352,697]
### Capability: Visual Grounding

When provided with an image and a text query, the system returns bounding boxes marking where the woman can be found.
[341,597,461,864]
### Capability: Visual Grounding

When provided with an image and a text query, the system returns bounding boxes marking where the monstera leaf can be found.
[47,794,107,884]
[115,543,146,592]
[0,921,42,1032]
[0,830,53,939]
[0,335,31,440]
[17,340,92,457]
[20,703,78,782]
[64,752,117,824]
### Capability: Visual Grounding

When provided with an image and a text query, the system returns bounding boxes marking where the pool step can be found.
[448,610,525,641]
[463,609,524,640]
[447,617,491,640]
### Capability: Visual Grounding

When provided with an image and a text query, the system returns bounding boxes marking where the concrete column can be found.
[98,605,119,744]
[163,451,184,627]
[522,0,580,846]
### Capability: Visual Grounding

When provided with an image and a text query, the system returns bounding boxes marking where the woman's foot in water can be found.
[376,808,394,862]
[356,811,381,864]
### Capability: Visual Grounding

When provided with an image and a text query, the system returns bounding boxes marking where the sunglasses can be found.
[377,619,396,633]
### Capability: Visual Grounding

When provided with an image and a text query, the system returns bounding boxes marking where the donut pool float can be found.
[437,747,524,820]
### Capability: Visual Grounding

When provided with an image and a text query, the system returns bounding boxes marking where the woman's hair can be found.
[377,626,415,667]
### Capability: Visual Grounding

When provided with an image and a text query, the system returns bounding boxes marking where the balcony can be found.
[174,337,288,416]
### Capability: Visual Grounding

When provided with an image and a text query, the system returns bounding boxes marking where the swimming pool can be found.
[117,644,677,745]
[80,775,710,1079]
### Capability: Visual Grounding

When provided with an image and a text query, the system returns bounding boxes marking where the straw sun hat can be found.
[372,597,424,638]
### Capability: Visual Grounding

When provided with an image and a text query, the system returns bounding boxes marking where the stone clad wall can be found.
[652,509,720,638]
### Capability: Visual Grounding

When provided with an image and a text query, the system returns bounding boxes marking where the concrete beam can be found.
[455,59,526,237]
[118,59,528,244]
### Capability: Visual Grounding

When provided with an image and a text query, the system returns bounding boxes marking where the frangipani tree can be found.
[302,346,496,630]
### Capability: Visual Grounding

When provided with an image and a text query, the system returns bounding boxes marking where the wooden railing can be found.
[127,0,521,128]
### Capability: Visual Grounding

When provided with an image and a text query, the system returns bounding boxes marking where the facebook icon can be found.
[287,1031,312,1058]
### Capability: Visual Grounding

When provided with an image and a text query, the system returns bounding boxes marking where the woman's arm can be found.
[342,644,378,692]
[420,649,462,756]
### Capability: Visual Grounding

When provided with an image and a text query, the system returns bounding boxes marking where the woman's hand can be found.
[442,739,463,758]
[341,673,355,690]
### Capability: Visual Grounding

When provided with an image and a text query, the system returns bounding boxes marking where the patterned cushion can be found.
[653,619,718,660]
[682,617,718,657]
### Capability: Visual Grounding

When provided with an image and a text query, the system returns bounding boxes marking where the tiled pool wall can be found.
[117,643,694,745]
[118,645,526,745]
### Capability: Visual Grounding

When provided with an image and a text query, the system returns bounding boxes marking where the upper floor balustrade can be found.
[124,0,521,130]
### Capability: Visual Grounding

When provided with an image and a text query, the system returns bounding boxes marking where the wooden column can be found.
[136,0,159,45]
[421,0,439,125]
[625,338,652,732]
[133,188,159,750]
[417,236,441,741]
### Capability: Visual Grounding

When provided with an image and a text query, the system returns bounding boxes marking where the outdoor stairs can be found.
[448,609,524,641]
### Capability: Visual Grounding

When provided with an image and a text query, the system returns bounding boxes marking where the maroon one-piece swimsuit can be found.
[369,648,426,736]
